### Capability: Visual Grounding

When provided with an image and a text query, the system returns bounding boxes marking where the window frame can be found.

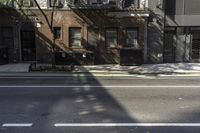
[1,27,14,49]
[48,0,64,8]
[105,28,118,48]
[123,0,140,9]
[125,28,139,49]
[69,27,82,48]
[53,27,62,40]
[20,0,36,7]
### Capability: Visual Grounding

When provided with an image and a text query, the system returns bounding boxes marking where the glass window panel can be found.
[126,29,138,48]
[69,28,82,47]
[106,29,117,48]
[50,0,64,7]
[2,27,14,48]
[53,27,61,39]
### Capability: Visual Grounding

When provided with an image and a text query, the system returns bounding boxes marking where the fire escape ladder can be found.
[66,0,95,26]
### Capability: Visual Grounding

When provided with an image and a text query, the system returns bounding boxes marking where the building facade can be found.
[164,0,200,63]
[148,0,200,63]
[0,0,149,65]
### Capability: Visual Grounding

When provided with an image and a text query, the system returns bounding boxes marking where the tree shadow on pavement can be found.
[0,67,148,133]
[1,67,200,133]
[129,63,200,76]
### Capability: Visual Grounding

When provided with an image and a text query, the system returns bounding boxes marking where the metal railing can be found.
[66,0,147,10]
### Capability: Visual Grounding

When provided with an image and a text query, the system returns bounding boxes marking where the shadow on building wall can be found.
[147,8,164,63]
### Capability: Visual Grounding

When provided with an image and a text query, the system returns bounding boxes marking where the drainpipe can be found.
[18,22,22,62]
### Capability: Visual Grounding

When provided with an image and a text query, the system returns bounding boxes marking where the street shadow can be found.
[0,67,148,133]
[147,8,164,64]
[1,66,200,133]
[0,5,151,133]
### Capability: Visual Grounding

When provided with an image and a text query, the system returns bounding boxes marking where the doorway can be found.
[191,28,200,62]
[163,28,176,63]
[21,23,36,61]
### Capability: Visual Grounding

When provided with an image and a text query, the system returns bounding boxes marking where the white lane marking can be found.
[0,85,200,88]
[54,123,200,127]
[0,75,142,78]
[2,123,33,127]
[0,76,154,79]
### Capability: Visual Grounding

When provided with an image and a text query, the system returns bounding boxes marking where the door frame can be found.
[20,30,36,62]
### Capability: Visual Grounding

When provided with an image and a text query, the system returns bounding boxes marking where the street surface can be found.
[0,75,200,133]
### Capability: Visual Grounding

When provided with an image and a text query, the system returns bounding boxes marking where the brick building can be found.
[0,0,149,65]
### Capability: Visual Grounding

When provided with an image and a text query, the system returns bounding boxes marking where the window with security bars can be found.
[126,28,138,48]
[69,27,82,47]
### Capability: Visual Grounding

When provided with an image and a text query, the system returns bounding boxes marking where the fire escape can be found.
[66,0,121,27]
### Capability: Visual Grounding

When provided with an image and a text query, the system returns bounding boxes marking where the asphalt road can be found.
[0,76,200,133]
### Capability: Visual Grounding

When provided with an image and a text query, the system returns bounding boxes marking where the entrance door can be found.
[164,29,176,63]
[191,38,200,62]
[191,28,200,62]
[21,31,36,61]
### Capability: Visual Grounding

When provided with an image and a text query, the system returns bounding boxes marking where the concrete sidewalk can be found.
[0,63,200,76]
[74,63,200,74]
[0,63,31,72]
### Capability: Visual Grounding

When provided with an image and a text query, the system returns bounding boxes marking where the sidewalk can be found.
[0,63,200,76]
[0,63,30,72]
[74,63,200,74]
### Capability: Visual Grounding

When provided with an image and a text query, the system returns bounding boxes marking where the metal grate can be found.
[192,39,200,60]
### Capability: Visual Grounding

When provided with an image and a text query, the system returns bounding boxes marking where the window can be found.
[157,0,163,9]
[2,27,14,48]
[53,27,61,39]
[21,0,35,7]
[123,0,140,8]
[74,0,81,4]
[185,0,200,15]
[165,0,176,15]
[69,27,82,47]
[126,28,138,48]
[191,28,200,60]
[49,0,64,7]
[163,28,176,62]
[106,28,118,48]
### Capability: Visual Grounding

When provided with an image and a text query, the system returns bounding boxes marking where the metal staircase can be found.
[66,0,112,27]
[66,0,96,26]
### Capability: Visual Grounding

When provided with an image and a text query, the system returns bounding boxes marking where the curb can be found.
[0,71,200,77]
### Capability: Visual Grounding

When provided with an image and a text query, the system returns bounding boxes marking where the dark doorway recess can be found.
[21,23,36,61]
